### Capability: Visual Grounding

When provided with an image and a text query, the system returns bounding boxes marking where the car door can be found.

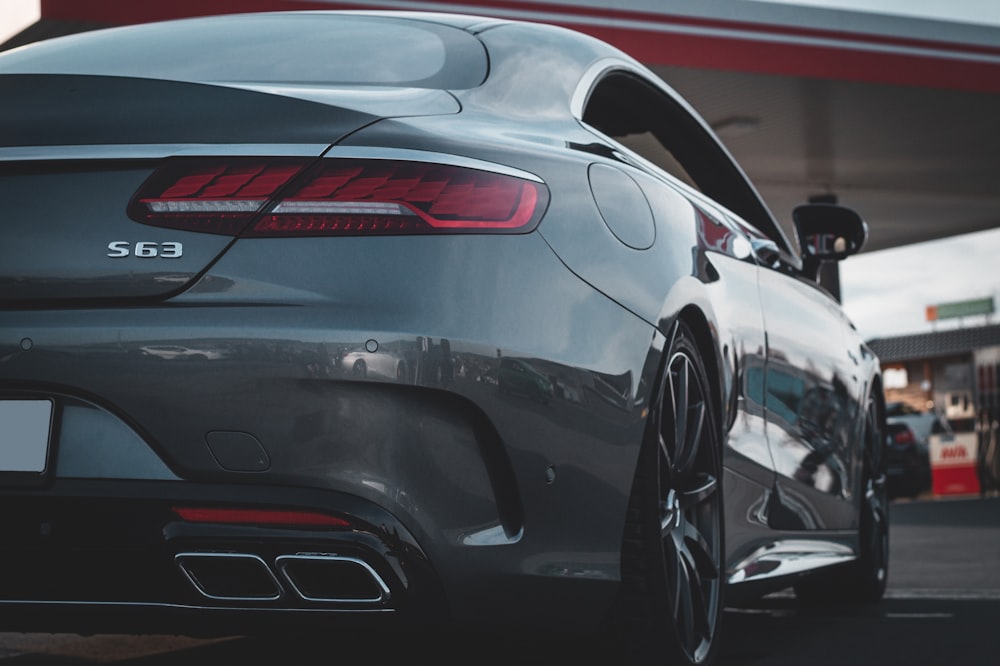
[754,255,861,530]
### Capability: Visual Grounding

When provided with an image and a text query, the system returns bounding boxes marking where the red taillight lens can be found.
[129,158,547,236]
[892,429,916,446]
[172,506,350,528]
[251,160,543,236]
[128,160,307,234]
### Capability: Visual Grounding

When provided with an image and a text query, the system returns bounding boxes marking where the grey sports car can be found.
[0,11,887,665]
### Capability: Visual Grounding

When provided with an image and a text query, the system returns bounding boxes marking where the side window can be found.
[603,130,700,192]
[581,71,792,256]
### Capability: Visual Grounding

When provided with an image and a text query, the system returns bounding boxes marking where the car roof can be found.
[0,12,500,90]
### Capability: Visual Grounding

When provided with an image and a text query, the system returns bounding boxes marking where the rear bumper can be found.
[0,233,659,633]
[0,478,444,634]
[0,358,641,632]
[0,352,641,632]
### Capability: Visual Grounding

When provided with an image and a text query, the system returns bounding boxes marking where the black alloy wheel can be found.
[619,322,724,666]
[855,398,890,601]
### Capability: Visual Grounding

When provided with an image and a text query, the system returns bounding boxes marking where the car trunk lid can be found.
[0,74,459,304]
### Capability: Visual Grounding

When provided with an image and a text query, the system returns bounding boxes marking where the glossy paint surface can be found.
[0,12,882,633]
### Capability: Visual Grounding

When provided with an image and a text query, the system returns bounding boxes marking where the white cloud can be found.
[841,227,1000,340]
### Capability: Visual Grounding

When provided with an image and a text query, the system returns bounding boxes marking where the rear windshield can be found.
[0,13,488,89]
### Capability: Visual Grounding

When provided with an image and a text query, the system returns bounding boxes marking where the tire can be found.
[617,322,725,666]
[352,359,367,378]
[795,397,888,605]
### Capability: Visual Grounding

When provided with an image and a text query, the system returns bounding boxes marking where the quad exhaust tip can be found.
[175,553,283,602]
[276,553,391,603]
[175,552,391,605]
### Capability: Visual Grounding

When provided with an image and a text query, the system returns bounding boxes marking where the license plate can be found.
[0,399,54,473]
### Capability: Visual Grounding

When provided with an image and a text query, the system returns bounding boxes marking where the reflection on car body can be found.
[0,12,886,665]
[498,358,553,404]
[139,345,225,361]
[339,348,407,381]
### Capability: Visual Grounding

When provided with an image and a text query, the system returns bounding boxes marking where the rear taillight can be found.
[892,429,916,446]
[129,158,547,236]
[128,160,307,235]
[251,160,542,236]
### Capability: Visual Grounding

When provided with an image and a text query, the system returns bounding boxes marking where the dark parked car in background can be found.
[0,12,886,665]
[885,420,930,498]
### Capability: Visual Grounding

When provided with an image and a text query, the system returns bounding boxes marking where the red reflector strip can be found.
[172,507,350,528]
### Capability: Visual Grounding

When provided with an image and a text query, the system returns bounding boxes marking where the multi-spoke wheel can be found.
[853,398,890,601]
[795,397,888,605]
[619,322,724,666]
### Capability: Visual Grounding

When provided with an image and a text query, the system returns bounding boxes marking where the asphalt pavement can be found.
[720,496,1000,665]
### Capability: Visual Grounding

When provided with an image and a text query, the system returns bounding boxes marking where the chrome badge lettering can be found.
[107,241,183,258]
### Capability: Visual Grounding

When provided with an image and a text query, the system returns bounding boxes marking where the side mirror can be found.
[793,203,867,262]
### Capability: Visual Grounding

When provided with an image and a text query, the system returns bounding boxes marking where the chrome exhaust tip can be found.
[175,552,283,601]
[276,553,390,604]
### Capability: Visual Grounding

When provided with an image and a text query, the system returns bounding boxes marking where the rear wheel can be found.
[618,323,724,666]
[795,397,888,605]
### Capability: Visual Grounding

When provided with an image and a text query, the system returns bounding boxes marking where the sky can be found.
[840,228,1000,340]
[751,0,1000,27]
[0,0,997,340]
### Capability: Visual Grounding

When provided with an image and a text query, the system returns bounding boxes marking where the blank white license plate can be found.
[0,399,54,473]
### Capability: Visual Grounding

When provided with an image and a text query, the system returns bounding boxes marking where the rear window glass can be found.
[0,13,487,89]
